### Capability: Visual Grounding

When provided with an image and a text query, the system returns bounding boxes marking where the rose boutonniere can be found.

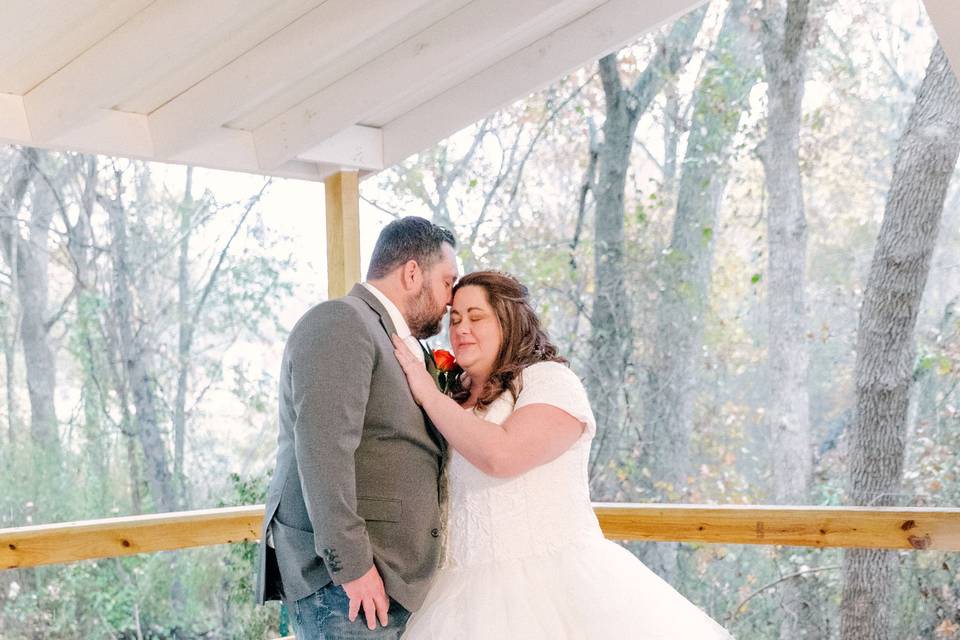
[432,349,461,394]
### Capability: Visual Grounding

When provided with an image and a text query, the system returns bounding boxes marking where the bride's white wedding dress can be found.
[402,361,733,639]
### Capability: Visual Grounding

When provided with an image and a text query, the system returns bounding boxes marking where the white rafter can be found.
[251,0,606,171]
[0,0,154,95]
[0,94,321,181]
[381,0,709,167]
[22,0,279,143]
[147,0,435,159]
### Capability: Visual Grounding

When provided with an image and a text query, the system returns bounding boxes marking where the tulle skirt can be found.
[401,537,734,639]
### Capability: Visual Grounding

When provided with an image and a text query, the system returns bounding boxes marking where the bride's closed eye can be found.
[451,311,487,324]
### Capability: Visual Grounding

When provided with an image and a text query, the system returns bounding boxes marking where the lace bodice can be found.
[443,362,602,568]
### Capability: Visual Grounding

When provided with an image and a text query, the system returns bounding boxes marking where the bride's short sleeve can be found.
[514,361,596,437]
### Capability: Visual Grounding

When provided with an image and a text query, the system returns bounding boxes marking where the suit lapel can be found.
[348,283,447,452]
[349,283,397,339]
[418,341,447,453]
[349,286,436,374]
[421,342,438,377]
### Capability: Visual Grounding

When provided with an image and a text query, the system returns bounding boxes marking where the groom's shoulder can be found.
[290,296,372,336]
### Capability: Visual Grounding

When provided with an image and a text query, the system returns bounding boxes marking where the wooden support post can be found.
[324,170,361,298]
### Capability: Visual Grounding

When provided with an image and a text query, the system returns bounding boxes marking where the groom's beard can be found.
[408,282,445,339]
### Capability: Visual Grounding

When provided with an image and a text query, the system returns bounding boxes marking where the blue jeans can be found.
[288,582,411,639]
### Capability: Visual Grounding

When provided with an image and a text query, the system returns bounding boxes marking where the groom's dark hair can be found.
[366,216,456,279]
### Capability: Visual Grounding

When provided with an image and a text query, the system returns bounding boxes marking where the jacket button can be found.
[430,528,440,538]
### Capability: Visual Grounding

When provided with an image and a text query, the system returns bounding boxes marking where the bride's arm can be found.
[393,336,583,478]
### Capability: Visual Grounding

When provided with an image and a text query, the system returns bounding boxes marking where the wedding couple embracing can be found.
[255,217,733,639]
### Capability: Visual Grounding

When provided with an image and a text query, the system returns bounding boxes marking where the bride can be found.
[391,271,733,639]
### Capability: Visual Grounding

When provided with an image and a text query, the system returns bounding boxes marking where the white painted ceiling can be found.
[0,0,954,180]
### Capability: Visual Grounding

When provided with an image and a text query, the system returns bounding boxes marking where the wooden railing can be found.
[2,503,959,571]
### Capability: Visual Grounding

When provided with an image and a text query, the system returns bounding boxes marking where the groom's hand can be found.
[342,564,390,630]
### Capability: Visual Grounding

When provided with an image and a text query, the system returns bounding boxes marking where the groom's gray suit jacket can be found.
[255,284,445,611]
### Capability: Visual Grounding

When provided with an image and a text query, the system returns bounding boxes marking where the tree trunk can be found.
[663,85,681,199]
[21,172,61,464]
[841,42,960,640]
[585,54,638,497]
[0,149,61,466]
[1,150,35,450]
[174,166,194,508]
[758,1,819,635]
[760,0,814,506]
[640,0,759,580]
[126,431,143,515]
[585,6,708,497]
[1,312,16,446]
[104,169,177,512]
[68,155,112,510]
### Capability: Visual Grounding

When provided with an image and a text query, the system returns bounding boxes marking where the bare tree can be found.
[758,1,823,635]
[0,148,61,468]
[173,169,268,508]
[101,164,177,512]
[585,6,709,496]
[759,0,816,506]
[174,166,198,507]
[640,0,760,581]
[0,152,34,448]
[841,42,960,640]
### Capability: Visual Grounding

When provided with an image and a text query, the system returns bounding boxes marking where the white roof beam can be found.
[147,0,434,159]
[224,0,472,132]
[0,0,153,95]
[299,125,383,172]
[21,0,277,143]
[0,94,31,142]
[381,0,709,167]
[0,94,322,181]
[252,0,605,171]
[120,0,326,114]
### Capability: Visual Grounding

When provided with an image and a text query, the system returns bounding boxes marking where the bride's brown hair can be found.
[450,271,566,409]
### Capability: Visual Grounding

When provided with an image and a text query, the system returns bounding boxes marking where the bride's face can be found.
[449,285,502,379]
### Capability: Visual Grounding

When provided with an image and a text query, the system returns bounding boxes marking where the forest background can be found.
[1,0,958,638]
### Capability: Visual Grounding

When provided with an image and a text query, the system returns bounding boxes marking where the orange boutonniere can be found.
[432,349,461,394]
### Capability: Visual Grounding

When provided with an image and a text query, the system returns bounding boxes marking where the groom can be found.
[256,217,458,638]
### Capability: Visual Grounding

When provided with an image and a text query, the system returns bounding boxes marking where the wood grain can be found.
[324,170,361,298]
[2,503,958,570]
[593,503,960,550]
[0,506,263,570]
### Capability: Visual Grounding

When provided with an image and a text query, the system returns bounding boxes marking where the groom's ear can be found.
[400,259,422,290]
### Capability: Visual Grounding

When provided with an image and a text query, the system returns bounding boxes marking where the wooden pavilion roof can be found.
[0,1,956,181]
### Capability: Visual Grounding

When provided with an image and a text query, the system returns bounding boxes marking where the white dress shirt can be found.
[362,282,425,364]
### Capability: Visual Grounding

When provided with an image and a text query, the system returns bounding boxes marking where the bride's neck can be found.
[462,366,489,407]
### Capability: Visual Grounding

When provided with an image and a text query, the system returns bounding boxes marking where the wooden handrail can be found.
[2,503,959,571]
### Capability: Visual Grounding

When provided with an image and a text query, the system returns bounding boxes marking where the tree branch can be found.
[629,6,709,117]
[360,194,402,219]
[189,180,270,333]
[727,564,841,621]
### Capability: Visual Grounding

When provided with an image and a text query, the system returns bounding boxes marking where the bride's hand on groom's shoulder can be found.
[392,335,438,406]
